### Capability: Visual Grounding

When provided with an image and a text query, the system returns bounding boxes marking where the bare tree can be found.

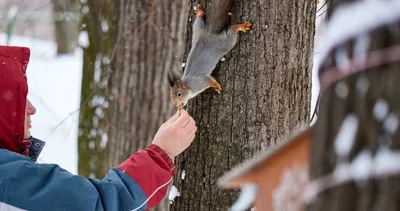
[78,0,189,210]
[170,0,316,210]
[77,0,114,179]
[52,0,79,54]
[105,0,189,210]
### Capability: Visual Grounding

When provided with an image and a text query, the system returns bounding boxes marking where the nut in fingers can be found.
[231,21,252,33]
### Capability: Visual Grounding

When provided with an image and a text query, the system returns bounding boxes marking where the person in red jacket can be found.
[0,45,197,211]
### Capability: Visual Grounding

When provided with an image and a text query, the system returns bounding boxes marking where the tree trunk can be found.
[171,0,315,210]
[308,1,400,211]
[106,0,189,210]
[52,0,79,54]
[78,0,114,179]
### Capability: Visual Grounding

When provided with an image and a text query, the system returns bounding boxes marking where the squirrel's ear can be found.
[167,71,180,87]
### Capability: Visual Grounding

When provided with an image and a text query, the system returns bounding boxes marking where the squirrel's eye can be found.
[177,92,182,97]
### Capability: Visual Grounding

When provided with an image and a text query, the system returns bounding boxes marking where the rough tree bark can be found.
[308,1,400,211]
[105,0,189,210]
[171,0,315,210]
[78,0,114,179]
[52,0,79,54]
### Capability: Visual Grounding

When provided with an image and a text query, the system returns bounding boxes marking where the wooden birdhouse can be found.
[218,126,314,211]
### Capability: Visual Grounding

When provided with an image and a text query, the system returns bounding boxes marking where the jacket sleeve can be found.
[5,144,175,211]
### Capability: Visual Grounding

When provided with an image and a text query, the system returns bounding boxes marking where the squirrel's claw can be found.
[195,4,204,17]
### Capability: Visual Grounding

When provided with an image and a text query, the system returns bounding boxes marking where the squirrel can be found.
[167,1,251,110]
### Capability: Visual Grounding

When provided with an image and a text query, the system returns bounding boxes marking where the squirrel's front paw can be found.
[208,76,221,94]
[195,4,204,17]
[231,21,252,33]
[215,87,221,94]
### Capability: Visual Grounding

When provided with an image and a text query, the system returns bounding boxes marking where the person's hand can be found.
[152,109,197,159]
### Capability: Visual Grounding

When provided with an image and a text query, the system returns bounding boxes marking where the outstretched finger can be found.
[187,124,197,134]
[165,111,180,124]
[173,110,190,127]
[183,117,195,129]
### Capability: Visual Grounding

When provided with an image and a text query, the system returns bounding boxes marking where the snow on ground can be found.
[1,33,82,175]
[168,185,181,203]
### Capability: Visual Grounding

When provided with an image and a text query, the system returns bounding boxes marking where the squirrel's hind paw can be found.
[231,21,252,33]
[195,4,204,17]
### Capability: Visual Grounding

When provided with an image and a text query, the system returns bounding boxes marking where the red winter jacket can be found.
[0,45,30,154]
[0,45,174,210]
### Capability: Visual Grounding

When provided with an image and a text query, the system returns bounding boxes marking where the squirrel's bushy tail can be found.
[207,0,230,33]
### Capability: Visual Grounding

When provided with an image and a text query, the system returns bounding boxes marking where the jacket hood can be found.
[0,45,30,155]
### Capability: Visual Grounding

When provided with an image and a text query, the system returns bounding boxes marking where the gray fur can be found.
[182,15,238,89]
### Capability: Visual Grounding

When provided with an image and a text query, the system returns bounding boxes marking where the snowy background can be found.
[0,33,82,175]
[0,0,327,176]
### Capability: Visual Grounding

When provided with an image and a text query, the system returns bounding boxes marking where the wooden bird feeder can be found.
[218,126,315,211]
